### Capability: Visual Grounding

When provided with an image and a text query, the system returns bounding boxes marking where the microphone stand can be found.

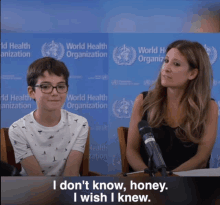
[123,155,171,177]
[144,155,158,177]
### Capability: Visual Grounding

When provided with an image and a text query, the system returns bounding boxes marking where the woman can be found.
[126,40,218,172]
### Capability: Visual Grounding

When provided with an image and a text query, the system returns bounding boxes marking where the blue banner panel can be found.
[1,33,220,175]
[1,33,108,174]
[108,33,220,174]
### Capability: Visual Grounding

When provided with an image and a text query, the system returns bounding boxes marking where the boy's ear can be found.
[27,86,35,100]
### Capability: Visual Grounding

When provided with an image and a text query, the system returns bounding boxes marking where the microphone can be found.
[1,161,21,176]
[138,120,167,176]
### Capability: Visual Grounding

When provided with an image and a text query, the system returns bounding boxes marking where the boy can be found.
[9,57,88,176]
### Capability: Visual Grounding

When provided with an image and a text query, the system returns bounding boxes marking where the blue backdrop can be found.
[108,33,220,173]
[1,0,220,174]
[1,33,220,174]
[1,33,109,173]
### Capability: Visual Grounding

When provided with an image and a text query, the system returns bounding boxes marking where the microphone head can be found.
[138,120,151,135]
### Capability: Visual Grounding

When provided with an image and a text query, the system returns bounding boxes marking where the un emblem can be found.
[112,98,134,118]
[204,44,218,65]
[113,44,136,65]
[42,40,65,60]
[112,153,121,166]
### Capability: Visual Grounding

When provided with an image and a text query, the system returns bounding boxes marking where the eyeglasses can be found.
[34,84,68,94]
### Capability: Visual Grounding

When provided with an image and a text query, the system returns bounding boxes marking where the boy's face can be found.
[28,71,67,112]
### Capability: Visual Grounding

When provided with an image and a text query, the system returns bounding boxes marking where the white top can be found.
[9,109,88,176]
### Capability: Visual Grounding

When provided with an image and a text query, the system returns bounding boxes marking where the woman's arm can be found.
[173,100,218,172]
[126,94,148,171]
[21,156,44,176]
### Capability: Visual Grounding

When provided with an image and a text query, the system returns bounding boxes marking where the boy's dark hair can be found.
[27,57,70,90]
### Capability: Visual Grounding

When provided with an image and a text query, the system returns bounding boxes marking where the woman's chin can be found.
[161,82,170,87]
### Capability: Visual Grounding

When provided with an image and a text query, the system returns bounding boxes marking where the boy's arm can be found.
[9,125,44,176]
[63,119,89,176]
[63,150,83,176]
[21,156,44,176]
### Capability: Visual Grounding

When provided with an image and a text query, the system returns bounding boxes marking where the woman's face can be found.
[161,48,197,89]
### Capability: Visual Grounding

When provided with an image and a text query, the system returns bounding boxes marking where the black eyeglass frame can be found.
[33,84,69,94]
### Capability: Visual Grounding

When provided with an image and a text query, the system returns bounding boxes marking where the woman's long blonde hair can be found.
[143,40,213,143]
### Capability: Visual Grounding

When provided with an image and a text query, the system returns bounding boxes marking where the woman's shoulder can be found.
[209,98,218,111]
[140,91,149,100]
[210,98,218,111]
[132,91,149,118]
[135,91,149,104]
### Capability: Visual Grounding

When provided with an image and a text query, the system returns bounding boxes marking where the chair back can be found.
[117,127,130,173]
[1,127,90,176]
[1,128,21,171]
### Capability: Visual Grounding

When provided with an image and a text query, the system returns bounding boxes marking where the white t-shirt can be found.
[9,109,88,176]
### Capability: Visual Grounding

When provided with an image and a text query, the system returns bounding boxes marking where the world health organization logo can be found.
[113,44,136,65]
[204,44,218,65]
[42,40,65,60]
[112,98,134,118]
